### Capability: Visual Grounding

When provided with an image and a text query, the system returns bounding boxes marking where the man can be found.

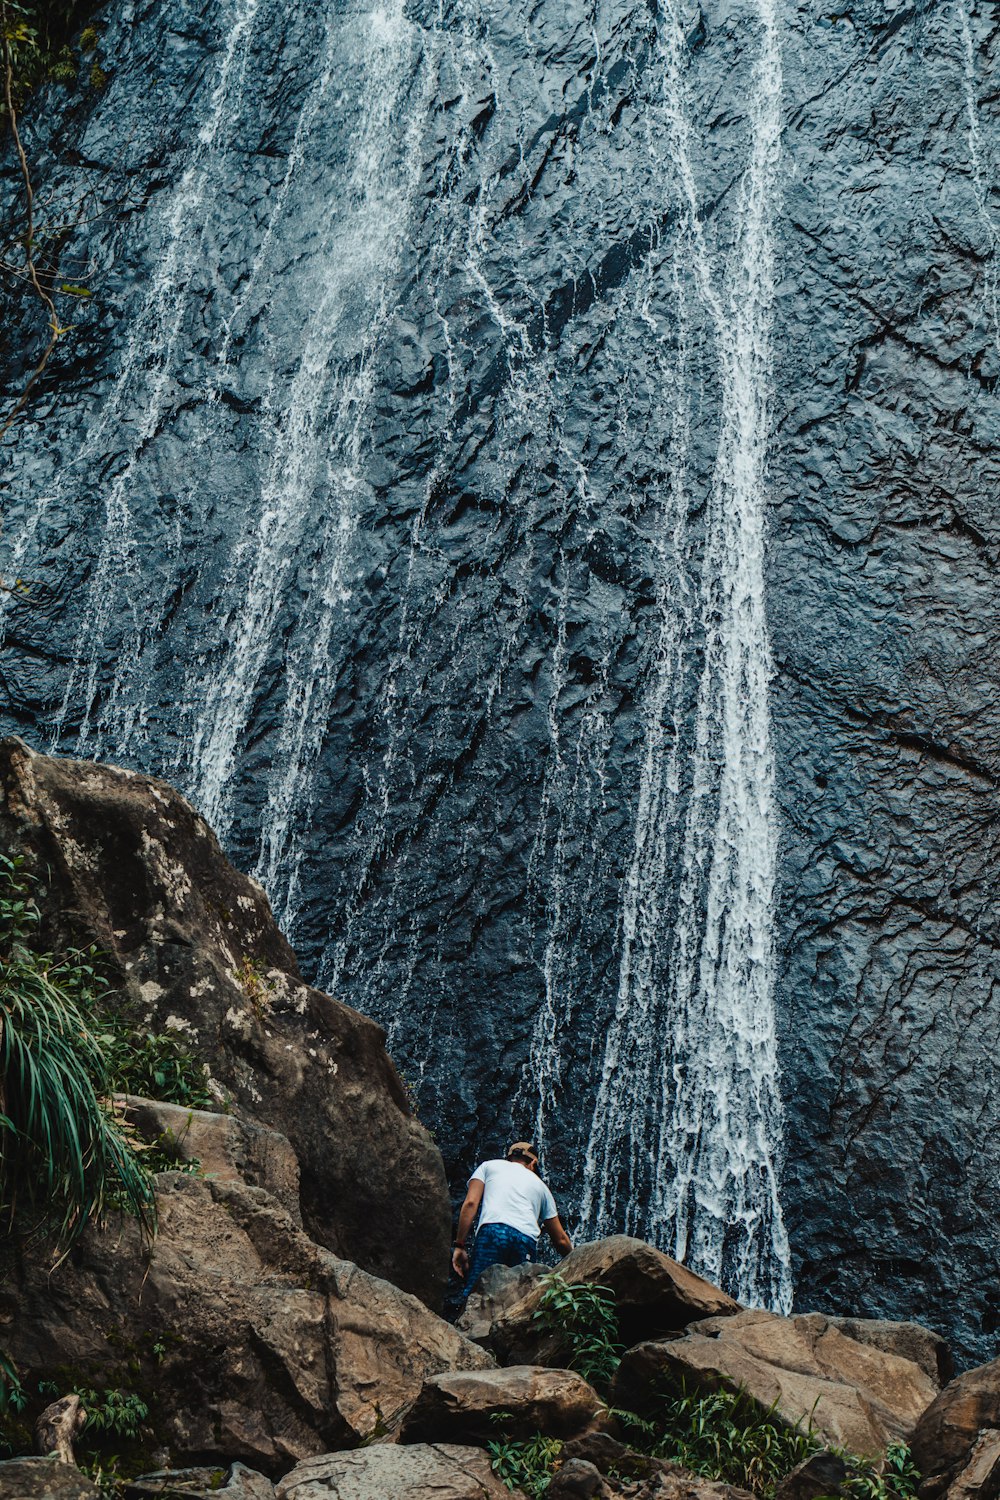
[451,1141,572,1306]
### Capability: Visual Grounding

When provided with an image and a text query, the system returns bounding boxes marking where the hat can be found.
[507,1141,538,1160]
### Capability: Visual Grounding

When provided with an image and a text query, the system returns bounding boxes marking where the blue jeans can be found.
[457,1222,539,1308]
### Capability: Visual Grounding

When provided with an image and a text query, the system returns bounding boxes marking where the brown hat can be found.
[507,1141,538,1161]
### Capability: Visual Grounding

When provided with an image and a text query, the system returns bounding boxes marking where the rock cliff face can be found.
[0,738,451,1304]
[1,0,999,1358]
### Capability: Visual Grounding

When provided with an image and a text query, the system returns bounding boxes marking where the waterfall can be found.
[957,0,1000,357]
[187,1,430,870]
[578,0,792,1311]
[48,0,268,756]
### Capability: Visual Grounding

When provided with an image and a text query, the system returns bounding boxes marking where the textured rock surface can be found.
[2,0,1000,1358]
[0,1173,492,1471]
[274,1444,521,1499]
[124,1096,302,1221]
[613,1309,939,1456]
[456,1262,548,1347]
[397,1364,609,1444]
[911,1358,1000,1500]
[0,737,449,1303]
[125,1468,275,1499]
[484,1237,738,1364]
[0,1457,101,1499]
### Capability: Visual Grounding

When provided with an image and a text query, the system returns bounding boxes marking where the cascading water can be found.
[578,0,792,1309]
[1,0,794,1312]
[957,0,1000,357]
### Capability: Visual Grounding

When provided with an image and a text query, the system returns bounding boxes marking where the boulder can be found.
[613,1309,939,1457]
[273,1444,523,1498]
[910,1359,1000,1499]
[484,1237,738,1364]
[774,1452,852,1500]
[0,1457,100,1498]
[548,1441,755,1500]
[0,1173,492,1472]
[823,1319,953,1389]
[397,1364,610,1444]
[124,1465,275,1498]
[943,1432,1000,1500]
[123,1097,302,1222]
[456,1262,547,1346]
[0,738,449,1305]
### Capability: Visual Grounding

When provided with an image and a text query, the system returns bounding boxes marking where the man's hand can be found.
[452,1245,470,1278]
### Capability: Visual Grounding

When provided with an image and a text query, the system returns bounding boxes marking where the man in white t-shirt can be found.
[451,1141,572,1307]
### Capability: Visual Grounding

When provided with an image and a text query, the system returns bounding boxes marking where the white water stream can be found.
[18,0,794,1310]
[578,0,792,1309]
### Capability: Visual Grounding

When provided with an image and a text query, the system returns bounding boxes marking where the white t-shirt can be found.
[471,1159,558,1239]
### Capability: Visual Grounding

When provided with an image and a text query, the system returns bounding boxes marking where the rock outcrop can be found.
[0,1171,491,1471]
[397,1365,610,1445]
[613,1309,940,1457]
[477,1237,737,1364]
[0,738,449,1304]
[0,1457,101,1499]
[910,1358,1000,1499]
[274,1444,522,1499]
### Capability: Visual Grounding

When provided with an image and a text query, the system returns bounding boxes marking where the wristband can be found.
[453,1242,466,1250]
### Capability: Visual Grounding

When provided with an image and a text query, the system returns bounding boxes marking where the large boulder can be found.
[613,1310,940,1458]
[482,1237,738,1364]
[0,1172,492,1473]
[274,1444,523,1498]
[0,737,449,1305]
[456,1262,548,1347]
[397,1364,610,1444]
[910,1359,1000,1499]
[124,1097,302,1222]
[124,1468,275,1499]
[0,1457,100,1498]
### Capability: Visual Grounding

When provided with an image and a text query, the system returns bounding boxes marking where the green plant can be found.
[532,1272,623,1389]
[235,955,273,1019]
[1,0,93,111]
[647,1384,819,1496]
[839,1442,921,1500]
[99,1018,212,1109]
[0,855,155,1248]
[488,1433,563,1498]
[77,1386,149,1440]
[0,1350,24,1415]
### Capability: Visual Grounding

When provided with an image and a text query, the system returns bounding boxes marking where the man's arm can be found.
[451,1178,485,1278]
[543,1215,572,1257]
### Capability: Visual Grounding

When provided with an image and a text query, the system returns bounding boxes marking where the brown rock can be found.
[456,1262,547,1346]
[124,1466,275,1498]
[124,1097,302,1221]
[911,1359,1000,1499]
[0,737,448,1305]
[34,1395,86,1465]
[945,1432,1000,1500]
[824,1319,952,1389]
[0,1173,492,1471]
[548,1460,610,1500]
[486,1237,738,1364]
[397,1364,610,1444]
[613,1309,939,1457]
[0,1457,100,1499]
[273,1443,523,1498]
[774,1451,851,1500]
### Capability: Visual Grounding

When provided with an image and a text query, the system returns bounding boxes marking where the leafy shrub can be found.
[1,0,99,111]
[0,855,155,1248]
[532,1272,623,1389]
[98,1019,212,1109]
[488,1433,563,1498]
[650,1385,817,1495]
